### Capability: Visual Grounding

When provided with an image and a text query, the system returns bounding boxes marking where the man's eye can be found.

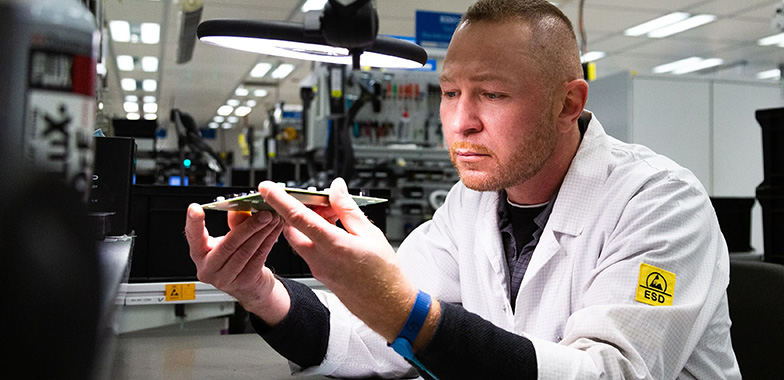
[485,93,500,99]
[442,91,457,98]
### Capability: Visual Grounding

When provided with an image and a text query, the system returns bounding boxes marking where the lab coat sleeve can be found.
[288,289,419,378]
[288,187,464,379]
[533,172,732,379]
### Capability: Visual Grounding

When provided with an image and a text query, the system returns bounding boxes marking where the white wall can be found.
[631,77,712,193]
[586,73,784,252]
[712,82,783,252]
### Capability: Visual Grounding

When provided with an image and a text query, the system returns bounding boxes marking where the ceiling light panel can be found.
[235,106,252,117]
[250,62,273,77]
[141,23,161,44]
[124,102,139,113]
[271,63,296,79]
[671,58,722,74]
[653,57,723,75]
[110,20,131,42]
[580,51,606,63]
[143,103,158,113]
[121,78,137,91]
[758,33,784,46]
[142,79,157,92]
[647,15,716,38]
[111,21,160,44]
[117,55,135,71]
[624,12,689,37]
[235,87,249,96]
[623,13,716,39]
[141,56,158,72]
[653,57,703,74]
[757,69,781,80]
[217,105,234,116]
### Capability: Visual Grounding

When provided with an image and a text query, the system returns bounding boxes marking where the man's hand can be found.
[258,178,440,350]
[185,203,290,325]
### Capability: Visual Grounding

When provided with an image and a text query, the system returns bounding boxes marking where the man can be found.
[185,0,741,378]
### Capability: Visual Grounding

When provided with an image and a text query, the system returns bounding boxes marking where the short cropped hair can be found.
[461,0,583,84]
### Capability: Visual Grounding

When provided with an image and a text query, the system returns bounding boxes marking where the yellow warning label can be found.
[165,283,196,302]
[635,263,676,306]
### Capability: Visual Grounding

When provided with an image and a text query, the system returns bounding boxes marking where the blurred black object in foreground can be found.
[0,167,102,379]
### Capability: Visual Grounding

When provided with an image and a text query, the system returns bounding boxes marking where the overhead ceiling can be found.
[101,0,784,134]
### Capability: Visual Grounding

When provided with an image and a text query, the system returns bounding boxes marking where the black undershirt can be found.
[508,204,545,254]
[502,201,548,311]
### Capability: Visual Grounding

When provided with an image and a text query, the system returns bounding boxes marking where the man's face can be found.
[440,20,558,192]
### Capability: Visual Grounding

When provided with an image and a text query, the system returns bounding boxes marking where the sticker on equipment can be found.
[636,263,676,306]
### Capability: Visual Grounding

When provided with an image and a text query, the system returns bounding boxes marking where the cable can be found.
[578,0,587,55]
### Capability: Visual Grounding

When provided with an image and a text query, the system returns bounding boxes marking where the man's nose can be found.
[446,97,482,136]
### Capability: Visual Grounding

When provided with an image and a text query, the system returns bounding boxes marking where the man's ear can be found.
[555,79,588,133]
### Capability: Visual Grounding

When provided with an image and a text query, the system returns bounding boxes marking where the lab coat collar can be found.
[518,111,612,297]
[548,110,612,237]
[479,191,510,290]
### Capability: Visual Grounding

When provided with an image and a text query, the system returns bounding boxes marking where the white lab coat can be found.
[298,114,741,379]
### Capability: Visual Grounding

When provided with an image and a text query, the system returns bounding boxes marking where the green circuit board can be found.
[200,187,387,213]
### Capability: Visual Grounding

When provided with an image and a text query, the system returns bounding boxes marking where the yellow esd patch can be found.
[635,263,676,306]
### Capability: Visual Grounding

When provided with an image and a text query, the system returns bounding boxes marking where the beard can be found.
[449,116,558,192]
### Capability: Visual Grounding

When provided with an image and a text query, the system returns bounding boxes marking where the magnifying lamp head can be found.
[196,0,427,70]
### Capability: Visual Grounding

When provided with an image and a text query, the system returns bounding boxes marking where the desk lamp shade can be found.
[196,0,427,69]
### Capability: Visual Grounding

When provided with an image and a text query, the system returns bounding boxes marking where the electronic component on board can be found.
[200,186,387,213]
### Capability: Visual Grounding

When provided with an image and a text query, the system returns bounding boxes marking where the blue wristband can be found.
[389,290,431,359]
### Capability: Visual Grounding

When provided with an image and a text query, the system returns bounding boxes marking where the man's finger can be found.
[282,223,316,255]
[231,218,285,288]
[258,181,341,244]
[203,211,275,269]
[328,177,376,237]
[256,216,285,258]
[312,206,339,225]
[215,213,281,284]
[185,203,210,258]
